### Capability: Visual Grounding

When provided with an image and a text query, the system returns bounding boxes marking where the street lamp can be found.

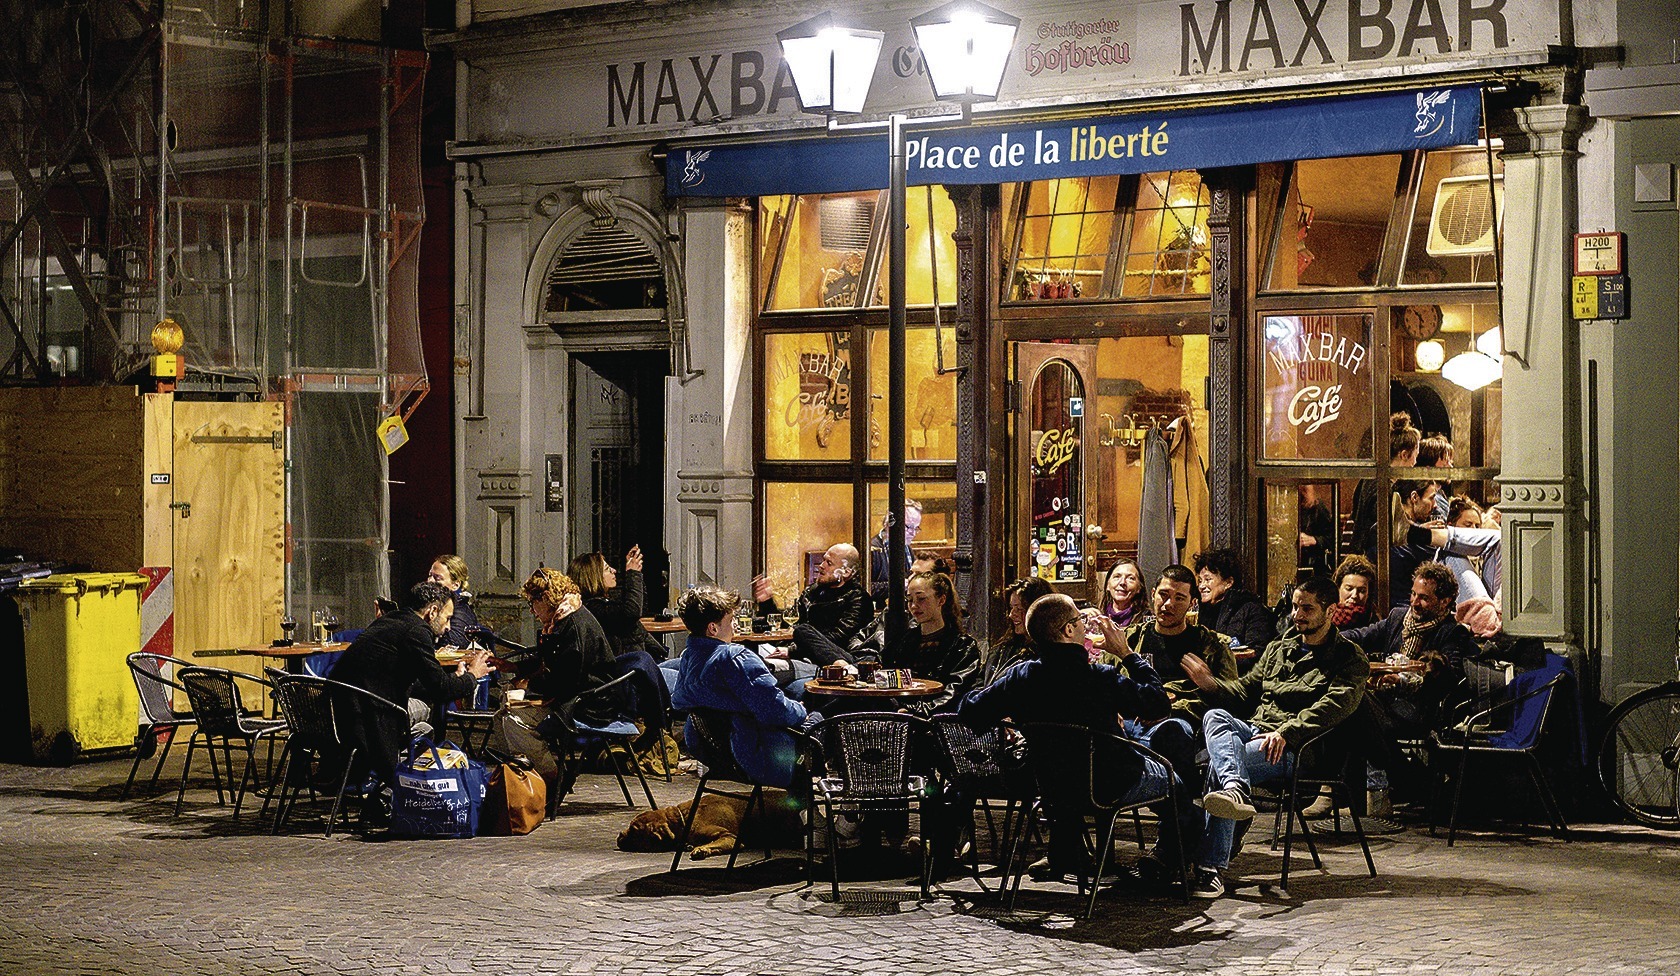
[778,3,1018,641]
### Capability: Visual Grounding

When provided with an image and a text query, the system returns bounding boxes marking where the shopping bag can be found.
[481,748,547,836]
[390,737,488,839]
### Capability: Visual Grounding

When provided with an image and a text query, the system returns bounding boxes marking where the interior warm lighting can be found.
[1414,339,1445,373]
[911,1,1020,104]
[1476,326,1503,360]
[776,14,884,114]
[1441,351,1502,391]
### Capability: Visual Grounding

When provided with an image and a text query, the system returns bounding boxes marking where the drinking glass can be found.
[279,613,296,645]
[734,607,752,634]
[782,606,801,627]
[766,613,784,632]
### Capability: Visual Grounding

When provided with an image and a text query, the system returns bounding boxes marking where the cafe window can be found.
[1260,143,1502,292]
[1002,171,1212,303]
[1262,155,1402,290]
[756,193,959,594]
[1119,171,1212,297]
[1253,298,1502,608]
[1401,147,1504,286]
[758,188,958,311]
[762,330,853,462]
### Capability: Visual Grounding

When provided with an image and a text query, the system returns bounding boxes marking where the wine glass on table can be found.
[782,605,801,629]
[279,613,297,646]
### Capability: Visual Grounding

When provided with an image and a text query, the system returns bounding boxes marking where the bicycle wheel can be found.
[1597,682,1680,828]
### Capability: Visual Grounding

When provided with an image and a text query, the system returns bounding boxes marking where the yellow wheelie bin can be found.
[16,573,146,764]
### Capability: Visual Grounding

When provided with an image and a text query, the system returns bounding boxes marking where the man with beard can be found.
[753,543,872,683]
[1180,577,1368,899]
[1341,562,1474,806]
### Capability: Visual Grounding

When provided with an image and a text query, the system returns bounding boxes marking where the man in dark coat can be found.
[329,581,491,789]
[1341,561,1474,793]
[958,594,1193,882]
[753,543,871,676]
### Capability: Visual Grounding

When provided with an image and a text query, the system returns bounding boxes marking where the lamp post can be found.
[779,2,1017,642]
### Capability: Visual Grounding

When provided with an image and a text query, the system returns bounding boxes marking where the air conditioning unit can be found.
[1426,174,1503,257]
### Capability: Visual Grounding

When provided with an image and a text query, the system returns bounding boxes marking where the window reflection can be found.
[866,326,957,462]
[763,332,852,460]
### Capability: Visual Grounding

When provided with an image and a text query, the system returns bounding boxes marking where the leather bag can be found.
[482,748,546,836]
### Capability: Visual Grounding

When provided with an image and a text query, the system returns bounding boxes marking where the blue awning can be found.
[668,86,1482,198]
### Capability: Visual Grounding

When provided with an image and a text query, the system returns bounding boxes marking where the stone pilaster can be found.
[1493,102,1591,650]
[671,201,757,594]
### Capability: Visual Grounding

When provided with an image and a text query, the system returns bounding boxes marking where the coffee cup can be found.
[856,660,879,682]
[821,664,850,683]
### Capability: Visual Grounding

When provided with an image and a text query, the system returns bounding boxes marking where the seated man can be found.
[671,585,813,788]
[957,594,1193,882]
[752,543,871,684]
[1117,565,1237,780]
[329,581,492,817]
[1343,561,1474,766]
[1180,576,1368,899]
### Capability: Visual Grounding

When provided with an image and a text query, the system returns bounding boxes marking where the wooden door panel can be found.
[171,400,285,672]
[1014,342,1100,604]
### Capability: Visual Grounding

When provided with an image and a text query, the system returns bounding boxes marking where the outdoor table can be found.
[1367,659,1428,687]
[736,629,795,645]
[639,617,688,635]
[801,677,944,701]
[231,641,350,676]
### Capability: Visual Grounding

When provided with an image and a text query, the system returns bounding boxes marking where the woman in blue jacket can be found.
[670,586,812,788]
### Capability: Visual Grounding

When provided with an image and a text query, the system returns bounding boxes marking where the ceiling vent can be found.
[818,195,877,252]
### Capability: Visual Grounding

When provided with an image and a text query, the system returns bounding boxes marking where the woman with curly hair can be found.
[1330,554,1379,631]
[520,567,622,726]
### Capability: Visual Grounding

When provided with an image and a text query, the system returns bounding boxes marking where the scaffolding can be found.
[0,0,428,622]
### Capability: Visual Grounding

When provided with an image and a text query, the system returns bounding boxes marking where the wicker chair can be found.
[261,667,408,837]
[927,714,1033,891]
[807,712,933,901]
[172,666,287,820]
[1008,721,1186,918]
[122,652,196,800]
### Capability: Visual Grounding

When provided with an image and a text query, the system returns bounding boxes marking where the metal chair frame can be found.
[668,707,809,875]
[927,714,1031,892]
[1005,721,1188,919]
[1429,671,1571,846]
[122,652,195,800]
[259,667,408,837]
[546,671,657,811]
[1259,723,1378,889]
[172,666,287,820]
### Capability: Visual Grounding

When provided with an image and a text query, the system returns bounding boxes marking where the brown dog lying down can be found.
[617,790,800,858]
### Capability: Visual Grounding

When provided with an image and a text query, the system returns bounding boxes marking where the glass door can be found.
[1015,342,1100,602]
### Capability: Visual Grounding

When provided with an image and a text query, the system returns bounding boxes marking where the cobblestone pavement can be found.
[2,754,1677,976]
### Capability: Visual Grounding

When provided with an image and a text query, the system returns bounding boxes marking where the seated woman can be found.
[669,585,812,788]
[521,568,624,728]
[1100,559,1148,628]
[426,553,488,649]
[569,547,666,660]
[1330,554,1380,632]
[984,576,1052,684]
[1192,547,1277,652]
[866,571,981,716]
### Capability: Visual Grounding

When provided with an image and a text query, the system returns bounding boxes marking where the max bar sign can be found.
[669,86,1481,197]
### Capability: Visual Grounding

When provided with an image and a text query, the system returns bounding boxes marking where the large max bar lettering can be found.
[1179,0,1509,75]
[607,52,801,128]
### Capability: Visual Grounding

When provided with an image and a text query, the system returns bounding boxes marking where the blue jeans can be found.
[1196,708,1294,870]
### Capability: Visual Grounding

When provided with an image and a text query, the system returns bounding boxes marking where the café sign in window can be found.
[1262,313,1374,461]
[1028,360,1085,581]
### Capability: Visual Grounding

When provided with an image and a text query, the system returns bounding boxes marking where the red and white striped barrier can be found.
[139,566,173,659]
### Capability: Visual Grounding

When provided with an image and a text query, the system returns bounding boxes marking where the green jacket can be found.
[1116,622,1238,724]
[1201,631,1369,750]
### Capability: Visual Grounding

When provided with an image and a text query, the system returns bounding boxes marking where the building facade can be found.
[439,0,1680,704]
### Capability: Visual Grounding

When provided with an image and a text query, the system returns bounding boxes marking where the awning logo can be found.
[1413,90,1450,138]
[682,149,712,188]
